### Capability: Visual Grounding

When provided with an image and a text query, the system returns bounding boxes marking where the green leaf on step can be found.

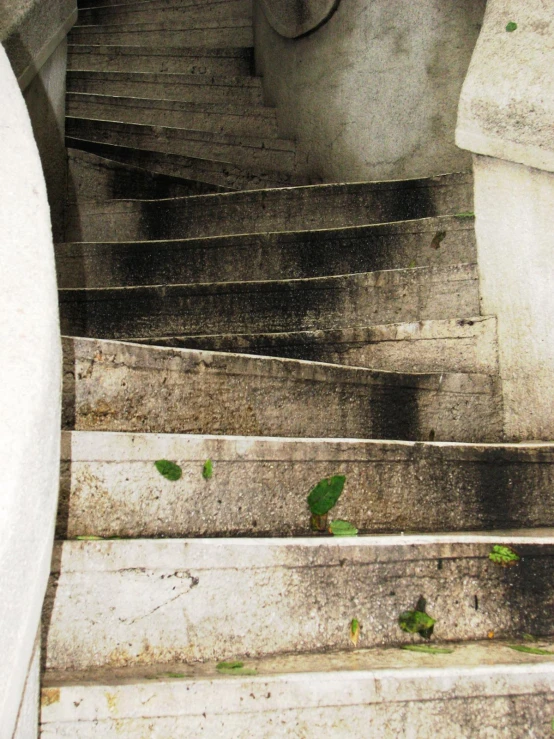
[401,644,454,654]
[399,608,436,639]
[75,535,104,540]
[155,459,182,481]
[216,661,257,676]
[551,718,554,733]
[407,260,417,269]
[505,21,517,32]
[162,672,187,678]
[329,520,358,537]
[350,618,361,646]
[202,459,213,480]
[507,644,552,656]
[454,211,475,218]
[523,633,539,642]
[307,475,346,516]
[489,544,520,566]
[430,230,447,249]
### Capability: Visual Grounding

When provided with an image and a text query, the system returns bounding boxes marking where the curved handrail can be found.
[0,46,61,738]
[258,0,341,38]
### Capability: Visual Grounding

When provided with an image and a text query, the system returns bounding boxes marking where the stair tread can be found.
[58,427,554,539]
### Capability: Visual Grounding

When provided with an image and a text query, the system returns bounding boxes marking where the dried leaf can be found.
[430,231,447,249]
[155,459,182,481]
[350,619,360,646]
[329,520,358,537]
[307,475,346,516]
[489,545,520,566]
[202,459,213,480]
[401,644,453,654]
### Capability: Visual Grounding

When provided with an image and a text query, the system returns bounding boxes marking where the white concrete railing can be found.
[456,0,554,440]
[0,45,61,738]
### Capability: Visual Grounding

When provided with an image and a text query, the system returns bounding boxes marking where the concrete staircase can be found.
[41,0,554,735]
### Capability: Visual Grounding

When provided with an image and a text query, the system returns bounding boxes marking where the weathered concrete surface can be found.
[67,70,264,104]
[62,338,502,442]
[65,117,296,172]
[66,137,297,191]
[66,93,280,138]
[0,45,61,739]
[66,149,222,206]
[43,533,554,670]
[13,633,40,739]
[254,0,485,182]
[67,44,255,75]
[259,0,337,38]
[41,644,554,737]
[142,316,498,375]
[457,0,554,174]
[473,155,554,441]
[69,19,254,46]
[63,171,473,242]
[57,216,476,288]
[59,431,554,538]
[59,264,480,340]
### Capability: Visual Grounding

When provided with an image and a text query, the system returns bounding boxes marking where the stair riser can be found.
[43,537,554,670]
[66,97,279,138]
[78,1,252,27]
[60,431,554,538]
[68,47,254,75]
[39,665,554,738]
[67,77,264,106]
[64,172,474,242]
[69,25,254,47]
[62,338,502,442]
[57,218,475,286]
[67,148,224,203]
[140,317,498,375]
[66,138,294,190]
[59,265,480,339]
[65,120,295,172]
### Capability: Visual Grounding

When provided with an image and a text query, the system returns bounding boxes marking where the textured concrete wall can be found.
[254,0,486,183]
[473,156,554,441]
[12,635,40,739]
[0,45,61,739]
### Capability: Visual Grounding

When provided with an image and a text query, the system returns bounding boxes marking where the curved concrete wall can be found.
[254,0,486,183]
[0,45,61,738]
[456,0,554,440]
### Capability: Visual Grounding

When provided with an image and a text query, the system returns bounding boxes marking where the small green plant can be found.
[216,661,257,675]
[75,535,104,540]
[505,21,517,32]
[329,520,358,537]
[508,644,552,656]
[307,475,346,531]
[155,459,182,481]
[489,545,520,566]
[350,618,360,646]
[401,644,453,654]
[202,459,213,480]
[399,596,436,639]
[454,211,475,219]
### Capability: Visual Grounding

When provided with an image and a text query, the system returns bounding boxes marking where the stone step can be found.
[138,316,498,375]
[77,0,252,27]
[62,337,501,442]
[63,171,474,242]
[67,44,254,75]
[67,147,225,204]
[66,70,264,106]
[77,0,247,9]
[65,118,296,173]
[59,264,480,340]
[66,137,295,192]
[69,19,254,47]
[58,216,476,286]
[66,93,280,137]
[43,532,554,671]
[40,642,554,737]
[59,430,554,539]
